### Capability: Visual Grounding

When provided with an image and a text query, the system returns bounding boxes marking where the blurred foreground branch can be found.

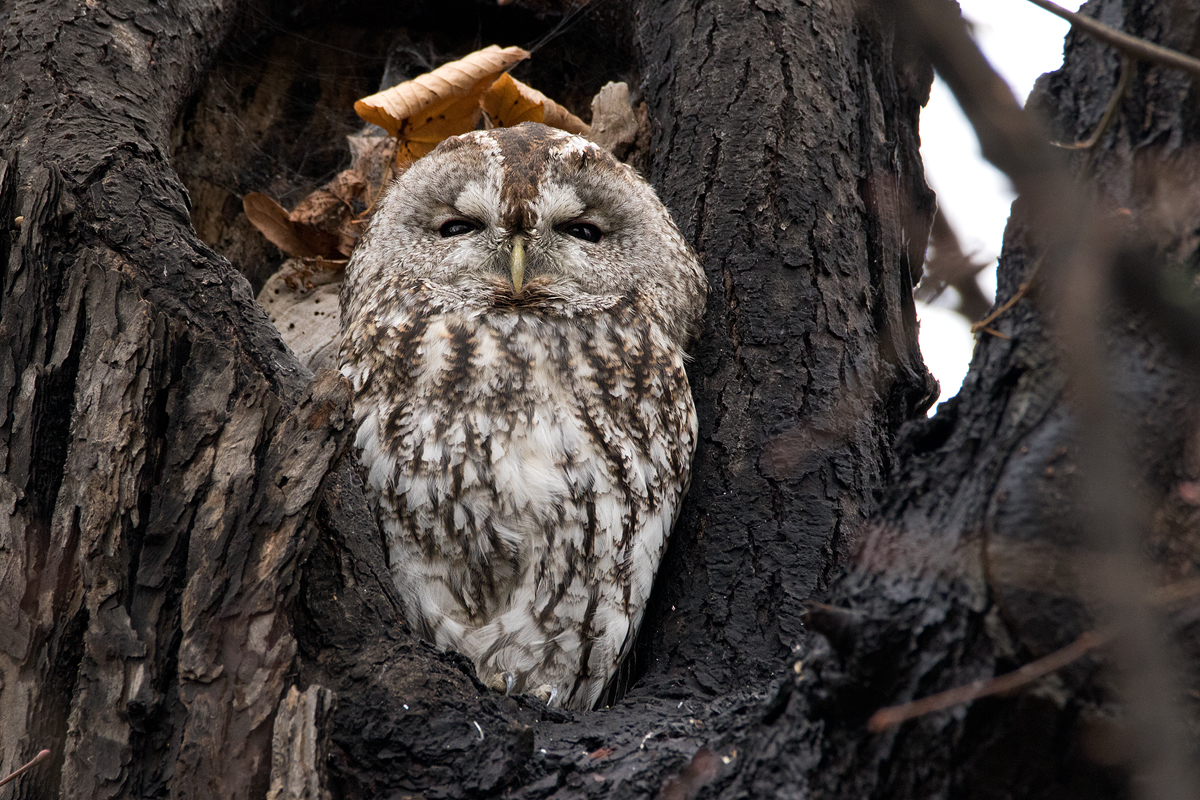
[881,0,1200,797]
[915,210,992,322]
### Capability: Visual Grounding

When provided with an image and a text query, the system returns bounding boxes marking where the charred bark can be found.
[699,2,1200,798]
[632,0,936,697]
[7,0,1197,798]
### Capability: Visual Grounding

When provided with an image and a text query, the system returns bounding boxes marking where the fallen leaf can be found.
[243,192,321,259]
[346,134,398,196]
[355,45,530,162]
[539,89,590,136]
[290,168,372,257]
[482,73,589,135]
[245,159,373,263]
[481,72,542,127]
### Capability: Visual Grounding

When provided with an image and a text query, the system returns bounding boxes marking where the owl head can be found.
[341,123,707,350]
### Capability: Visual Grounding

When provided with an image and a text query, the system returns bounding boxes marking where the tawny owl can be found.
[339,122,706,710]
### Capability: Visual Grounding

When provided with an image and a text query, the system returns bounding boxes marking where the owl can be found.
[339,122,706,710]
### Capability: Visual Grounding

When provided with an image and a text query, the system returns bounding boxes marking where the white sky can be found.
[917,0,1084,409]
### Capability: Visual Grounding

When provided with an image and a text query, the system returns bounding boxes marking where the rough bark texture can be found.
[632,0,936,696]
[700,2,1200,798]
[4,0,1197,798]
[0,1,344,797]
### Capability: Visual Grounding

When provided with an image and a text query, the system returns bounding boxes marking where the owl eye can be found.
[562,222,602,243]
[439,219,478,238]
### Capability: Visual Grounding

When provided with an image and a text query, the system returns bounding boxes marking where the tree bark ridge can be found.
[633,0,936,695]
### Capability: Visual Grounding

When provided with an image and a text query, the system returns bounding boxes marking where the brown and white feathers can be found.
[339,122,706,710]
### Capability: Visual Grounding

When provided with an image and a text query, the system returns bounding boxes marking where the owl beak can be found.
[510,235,526,292]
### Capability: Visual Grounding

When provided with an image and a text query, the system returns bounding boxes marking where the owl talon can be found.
[533,684,558,706]
[484,670,519,695]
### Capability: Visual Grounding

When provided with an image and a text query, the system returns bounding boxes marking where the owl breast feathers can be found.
[339,122,706,710]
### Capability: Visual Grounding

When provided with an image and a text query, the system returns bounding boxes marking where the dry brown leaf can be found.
[244,137,391,262]
[244,192,344,260]
[346,135,397,193]
[355,45,530,162]
[481,72,543,127]
[482,73,590,135]
[244,192,319,258]
[291,168,372,256]
[536,90,590,136]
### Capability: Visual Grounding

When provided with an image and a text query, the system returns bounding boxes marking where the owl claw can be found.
[533,684,558,706]
[504,671,516,695]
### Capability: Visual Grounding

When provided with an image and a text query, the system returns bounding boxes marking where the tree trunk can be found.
[720,1,1200,798]
[631,0,936,696]
[2,0,1196,798]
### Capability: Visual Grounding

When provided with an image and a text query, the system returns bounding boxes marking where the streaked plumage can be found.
[339,123,705,710]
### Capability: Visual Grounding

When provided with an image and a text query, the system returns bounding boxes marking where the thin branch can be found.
[970,280,1032,335]
[1025,0,1200,80]
[970,257,1042,336]
[868,575,1200,732]
[1054,55,1135,152]
[867,628,1115,732]
[0,749,50,789]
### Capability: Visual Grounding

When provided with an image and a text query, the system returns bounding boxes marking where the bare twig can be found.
[1054,55,1135,152]
[0,749,50,789]
[1024,0,1200,79]
[868,574,1200,732]
[970,279,1033,335]
[868,628,1115,732]
[970,256,1042,335]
